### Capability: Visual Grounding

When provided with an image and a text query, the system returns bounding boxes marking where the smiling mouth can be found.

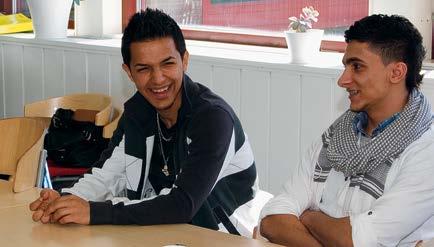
[347,89,360,97]
[151,86,169,94]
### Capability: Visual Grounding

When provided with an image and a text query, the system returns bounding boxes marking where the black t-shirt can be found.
[148,119,178,194]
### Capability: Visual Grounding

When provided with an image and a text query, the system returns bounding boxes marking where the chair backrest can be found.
[102,107,123,139]
[0,117,46,192]
[24,93,112,126]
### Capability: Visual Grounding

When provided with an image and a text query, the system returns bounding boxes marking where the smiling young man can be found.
[29,8,258,236]
[259,15,434,246]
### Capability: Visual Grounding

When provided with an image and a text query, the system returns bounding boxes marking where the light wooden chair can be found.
[103,107,122,139]
[24,93,122,138]
[23,94,121,189]
[0,117,46,193]
[24,93,113,127]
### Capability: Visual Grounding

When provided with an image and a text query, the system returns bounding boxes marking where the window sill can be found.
[1,31,433,80]
[0,31,346,75]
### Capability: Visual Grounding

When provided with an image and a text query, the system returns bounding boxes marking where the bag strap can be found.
[213,205,240,235]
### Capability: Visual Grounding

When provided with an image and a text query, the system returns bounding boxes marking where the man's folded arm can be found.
[300,210,353,247]
[260,214,322,247]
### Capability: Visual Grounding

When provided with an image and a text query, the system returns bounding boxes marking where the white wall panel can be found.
[212,66,241,115]
[23,47,43,105]
[421,81,434,106]
[241,69,270,190]
[87,53,109,94]
[44,48,64,98]
[64,51,86,94]
[3,36,434,194]
[4,44,23,117]
[268,72,301,193]
[299,75,334,156]
[187,61,212,88]
[109,55,135,109]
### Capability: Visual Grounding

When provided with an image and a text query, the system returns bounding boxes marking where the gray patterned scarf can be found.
[326,89,432,178]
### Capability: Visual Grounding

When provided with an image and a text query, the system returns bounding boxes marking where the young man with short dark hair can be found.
[30,8,258,236]
[259,14,434,246]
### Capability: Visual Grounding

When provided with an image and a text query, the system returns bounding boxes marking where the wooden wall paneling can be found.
[299,75,334,156]
[212,66,241,115]
[64,50,87,95]
[43,48,65,99]
[87,53,110,94]
[4,44,23,117]
[23,46,44,105]
[267,72,301,195]
[187,61,213,89]
[240,69,270,191]
[109,55,136,109]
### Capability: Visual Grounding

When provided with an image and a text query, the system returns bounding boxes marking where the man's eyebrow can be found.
[342,57,365,65]
[133,63,148,68]
[133,56,175,68]
[161,56,175,63]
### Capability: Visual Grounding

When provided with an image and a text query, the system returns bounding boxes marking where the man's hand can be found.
[43,194,90,225]
[29,189,60,223]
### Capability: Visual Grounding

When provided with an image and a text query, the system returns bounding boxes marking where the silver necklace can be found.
[156,112,171,176]
[156,112,173,142]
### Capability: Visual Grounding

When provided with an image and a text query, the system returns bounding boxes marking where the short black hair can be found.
[345,14,426,91]
[121,8,186,66]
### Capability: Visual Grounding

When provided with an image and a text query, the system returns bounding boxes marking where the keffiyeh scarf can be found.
[314,89,432,198]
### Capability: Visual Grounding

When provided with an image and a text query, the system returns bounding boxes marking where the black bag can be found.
[44,108,109,168]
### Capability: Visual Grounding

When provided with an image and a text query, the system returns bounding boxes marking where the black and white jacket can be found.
[63,75,258,236]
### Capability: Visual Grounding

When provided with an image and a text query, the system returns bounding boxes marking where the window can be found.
[1,0,432,56]
[0,0,29,16]
[134,0,369,51]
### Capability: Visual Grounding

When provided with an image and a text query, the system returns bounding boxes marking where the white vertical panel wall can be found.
[4,44,24,117]
[64,51,86,94]
[1,37,434,195]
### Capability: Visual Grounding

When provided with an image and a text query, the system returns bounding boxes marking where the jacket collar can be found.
[123,74,198,132]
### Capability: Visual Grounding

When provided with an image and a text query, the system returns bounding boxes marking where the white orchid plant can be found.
[288,6,319,32]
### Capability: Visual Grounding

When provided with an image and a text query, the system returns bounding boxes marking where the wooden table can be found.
[0,180,40,209]
[0,202,281,247]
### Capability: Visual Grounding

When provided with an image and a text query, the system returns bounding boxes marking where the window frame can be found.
[122,1,347,53]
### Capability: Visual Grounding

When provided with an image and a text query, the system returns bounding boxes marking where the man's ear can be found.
[390,62,407,84]
[122,63,134,82]
[182,51,189,72]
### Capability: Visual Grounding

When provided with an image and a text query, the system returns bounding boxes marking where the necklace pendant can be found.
[162,165,170,176]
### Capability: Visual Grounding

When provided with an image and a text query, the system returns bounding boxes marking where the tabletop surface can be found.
[0,182,281,247]
[0,180,40,209]
[0,205,282,247]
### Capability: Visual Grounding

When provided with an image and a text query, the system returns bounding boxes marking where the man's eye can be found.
[137,67,149,72]
[352,63,361,71]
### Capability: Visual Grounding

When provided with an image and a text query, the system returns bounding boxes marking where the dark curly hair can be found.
[121,8,186,67]
[345,14,426,92]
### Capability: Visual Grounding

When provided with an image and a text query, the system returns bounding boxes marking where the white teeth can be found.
[348,90,359,96]
[152,86,169,93]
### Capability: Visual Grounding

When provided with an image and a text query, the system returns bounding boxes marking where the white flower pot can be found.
[284,29,324,64]
[27,0,73,39]
[74,0,121,38]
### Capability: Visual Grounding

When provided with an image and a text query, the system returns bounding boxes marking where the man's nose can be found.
[337,68,352,88]
[152,68,165,84]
